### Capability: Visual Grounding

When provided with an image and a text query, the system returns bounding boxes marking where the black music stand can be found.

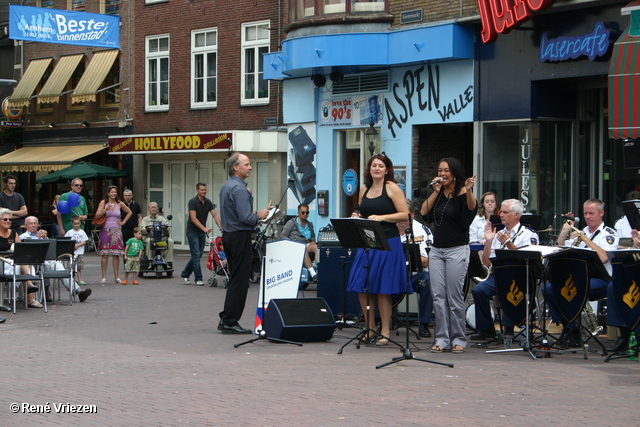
[330,218,400,355]
[546,247,609,358]
[486,249,548,359]
[376,241,453,369]
[605,250,640,362]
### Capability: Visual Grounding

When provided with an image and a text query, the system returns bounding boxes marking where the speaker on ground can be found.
[263,298,335,342]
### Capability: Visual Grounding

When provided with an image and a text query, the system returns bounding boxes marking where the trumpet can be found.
[499,229,524,249]
[566,221,583,247]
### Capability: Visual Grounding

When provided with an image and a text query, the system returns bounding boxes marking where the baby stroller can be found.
[207,236,230,288]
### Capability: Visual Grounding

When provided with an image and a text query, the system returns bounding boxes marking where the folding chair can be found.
[0,241,50,314]
[42,239,77,306]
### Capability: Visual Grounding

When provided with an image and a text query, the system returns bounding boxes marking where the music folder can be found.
[622,199,640,230]
[330,218,391,251]
[546,246,610,281]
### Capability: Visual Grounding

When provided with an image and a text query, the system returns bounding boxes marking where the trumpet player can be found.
[470,199,539,340]
[543,199,618,347]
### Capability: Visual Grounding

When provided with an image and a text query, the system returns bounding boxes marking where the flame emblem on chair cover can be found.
[623,281,639,309]
[561,274,578,302]
[506,280,524,306]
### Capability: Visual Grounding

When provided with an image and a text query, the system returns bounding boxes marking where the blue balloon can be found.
[57,200,71,215]
[67,192,80,208]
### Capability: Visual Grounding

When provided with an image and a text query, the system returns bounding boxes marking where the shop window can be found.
[37,0,54,7]
[149,163,164,210]
[191,28,217,109]
[100,0,120,15]
[482,121,571,232]
[293,0,386,19]
[68,0,85,11]
[101,57,120,108]
[241,21,269,106]
[146,35,170,111]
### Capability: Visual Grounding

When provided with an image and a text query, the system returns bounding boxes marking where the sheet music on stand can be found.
[517,244,565,258]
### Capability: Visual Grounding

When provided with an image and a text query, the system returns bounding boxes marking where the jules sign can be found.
[109,132,231,154]
[477,0,554,44]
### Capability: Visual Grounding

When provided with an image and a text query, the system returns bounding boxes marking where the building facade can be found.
[0,0,129,226]
[116,0,291,249]
[266,0,639,234]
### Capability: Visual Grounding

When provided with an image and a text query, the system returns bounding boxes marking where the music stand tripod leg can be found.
[376,241,453,369]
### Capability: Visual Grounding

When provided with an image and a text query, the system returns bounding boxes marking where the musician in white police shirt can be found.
[470,199,539,340]
[543,198,618,347]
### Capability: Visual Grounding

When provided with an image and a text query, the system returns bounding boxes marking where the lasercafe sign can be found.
[109,132,232,154]
[478,0,554,44]
[9,5,120,49]
[539,21,610,62]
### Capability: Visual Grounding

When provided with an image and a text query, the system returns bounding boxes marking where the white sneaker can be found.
[183,277,191,285]
[195,280,205,286]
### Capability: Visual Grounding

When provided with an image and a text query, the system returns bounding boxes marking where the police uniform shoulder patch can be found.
[606,235,615,245]
[530,237,538,245]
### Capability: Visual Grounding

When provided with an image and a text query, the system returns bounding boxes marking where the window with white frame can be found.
[241,21,270,105]
[191,28,218,109]
[146,35,170,111]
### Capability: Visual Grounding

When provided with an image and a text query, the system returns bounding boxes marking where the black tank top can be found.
[361,182,400,239]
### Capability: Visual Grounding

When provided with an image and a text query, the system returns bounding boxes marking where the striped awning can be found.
[71,49,119,104]
[37,54,84,104]
[7,58,53,108]
[609,27,640,139]
[622,0,640,15]
[0,144,105,172]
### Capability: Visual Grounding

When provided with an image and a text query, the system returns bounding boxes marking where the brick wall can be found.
[132,0,288,134]
[389,0,479,26]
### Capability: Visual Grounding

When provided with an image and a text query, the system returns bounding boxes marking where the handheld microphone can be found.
[561,214,579,223]
[428,177,444,187]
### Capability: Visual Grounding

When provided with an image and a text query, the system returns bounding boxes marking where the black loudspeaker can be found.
[263,298,335,342]
[317,247,361,317]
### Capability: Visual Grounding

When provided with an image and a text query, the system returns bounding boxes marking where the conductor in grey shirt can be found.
[217,153,270,334]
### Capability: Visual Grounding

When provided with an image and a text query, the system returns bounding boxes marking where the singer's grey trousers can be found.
[429,245,469,349]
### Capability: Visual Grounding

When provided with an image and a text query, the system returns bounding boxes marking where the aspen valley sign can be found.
[478,0,554,44]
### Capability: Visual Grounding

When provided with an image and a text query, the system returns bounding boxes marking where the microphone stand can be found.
[377,214,453,369]
[235,180,302,348]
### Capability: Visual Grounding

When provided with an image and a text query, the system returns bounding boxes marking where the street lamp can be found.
[365,121,378,157]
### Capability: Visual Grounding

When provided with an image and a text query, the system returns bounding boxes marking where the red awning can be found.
[609,27,640,139]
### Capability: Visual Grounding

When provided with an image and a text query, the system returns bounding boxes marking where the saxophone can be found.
[581,302,603,336]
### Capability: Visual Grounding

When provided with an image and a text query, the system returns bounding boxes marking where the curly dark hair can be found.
[364,154,395,188]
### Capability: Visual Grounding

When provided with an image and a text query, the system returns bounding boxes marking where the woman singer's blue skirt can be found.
[346,236,411,295]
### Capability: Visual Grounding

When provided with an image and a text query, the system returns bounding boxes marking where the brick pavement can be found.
[1,251,639,426]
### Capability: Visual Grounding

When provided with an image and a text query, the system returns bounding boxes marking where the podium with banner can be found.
[254,239,306,333]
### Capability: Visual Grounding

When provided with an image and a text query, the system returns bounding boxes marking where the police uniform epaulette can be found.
[604,226,616,234]
[524,225,535,232]
[617,215,626,220]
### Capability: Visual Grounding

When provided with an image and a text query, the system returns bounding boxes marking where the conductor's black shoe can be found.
[470,328,496,340]
[219,323,252,334]
[419,323,432,338]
